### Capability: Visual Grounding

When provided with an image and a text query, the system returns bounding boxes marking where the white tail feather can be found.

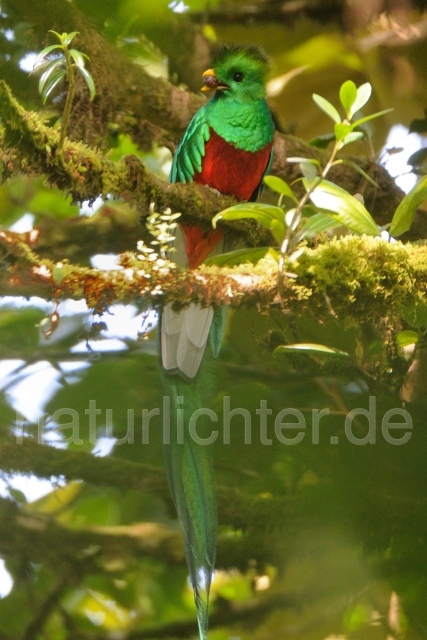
[161,226,226,379]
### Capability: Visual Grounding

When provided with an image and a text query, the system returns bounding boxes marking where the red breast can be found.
[183,128,272,268]
[194,128,272,201]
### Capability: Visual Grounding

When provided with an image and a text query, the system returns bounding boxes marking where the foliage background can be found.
[1,1,427,639]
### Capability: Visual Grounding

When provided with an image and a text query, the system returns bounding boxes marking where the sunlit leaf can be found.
[389,174,427,236]
[41,68,66,103]
[301,212,337,236]
[27,481,83,515]
[69,48,88,68]
[344,603,371,632]
[38,58,64,96]
[300,161,318,182]
[68,588,133,630]
[287,157,321,168]
[77,66,96,100]
[205,247,277,266]
[308,179,379,235]
[352,108,393,128]
[274,343,351,357]
[339,80,357,119]
[350,82,372,118]
[32,44,63,70]
[312,93,341,123]
[48,29,63,40]
[213,203,286,244]
[334,121,352,142]
[63,31,80,46]
[285,209,303,235]
[263,176,297,201]
[340,131,364,148]
[396,330,419,347]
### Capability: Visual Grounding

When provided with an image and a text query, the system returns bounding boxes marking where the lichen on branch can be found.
[2,228,427,332]
[0,79,253,241]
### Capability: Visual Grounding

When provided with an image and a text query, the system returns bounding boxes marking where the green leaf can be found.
[286,157,321,168]
[263,176,297,201]
[339,159,379,188]
[38,58,64,96]
[389,175,427,236]
[69,48,89,68]
[352,108,393,128]
[28,187,79,220]
[77,66,96,100]
[308,179,379,235]
[340,131,364,148]
[41,68,66,103]
[63,31,80,46]
[213,203,286,244]
[407,148,427,167]
[309,133,335,149]
[301,212,338,236]
[334,122,353,142]
[205,247,277,266]
[339,80,357,119]
[274,343,351,357]
[0,307,45,357]
[402,303,427,328]
[350,82,372,118]
[312,93,341,123]
[300,161,318,183]
[396,330,419,347]
[409,109,427,134]
[48,29,63,40]
[32,44,63,70]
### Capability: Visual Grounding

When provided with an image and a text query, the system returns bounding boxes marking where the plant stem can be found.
[58,44,75,151]
[278,140,341,290]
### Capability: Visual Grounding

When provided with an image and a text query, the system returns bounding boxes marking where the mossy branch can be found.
[0,80,250,238]
[2,229,427,329]
[0,439,297,533]
[0,78,411,250]
[0,494,184,574]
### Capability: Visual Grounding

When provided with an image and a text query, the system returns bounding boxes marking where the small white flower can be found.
[33,265,51,279]
[123,268,134,281]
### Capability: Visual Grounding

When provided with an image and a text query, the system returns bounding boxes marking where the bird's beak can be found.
[201,68,229,92]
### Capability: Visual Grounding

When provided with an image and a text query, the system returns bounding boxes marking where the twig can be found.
[23,576,70,640]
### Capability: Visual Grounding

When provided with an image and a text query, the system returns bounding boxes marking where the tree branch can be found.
[7,0,204,148]
[0,439,303,537]
[2,229,427,332]
[0,78,407,250]
[23,577,71,640]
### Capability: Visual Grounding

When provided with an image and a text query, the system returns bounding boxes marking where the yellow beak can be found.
[201,68,217,92]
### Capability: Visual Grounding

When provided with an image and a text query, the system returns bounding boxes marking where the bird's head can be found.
[201,44,269,102]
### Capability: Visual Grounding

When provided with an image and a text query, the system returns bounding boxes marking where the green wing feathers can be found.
[170,107,211,183]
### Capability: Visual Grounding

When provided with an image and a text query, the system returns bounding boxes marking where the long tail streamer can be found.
[162,374,217,640]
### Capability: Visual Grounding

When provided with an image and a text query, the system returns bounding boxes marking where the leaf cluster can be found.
[212,81,427,267]
[33,31,95,104]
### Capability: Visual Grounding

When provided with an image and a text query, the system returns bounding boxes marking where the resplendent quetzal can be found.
[160,44,275,639]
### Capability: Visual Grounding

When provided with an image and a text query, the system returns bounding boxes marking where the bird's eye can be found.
[233,72,244,82]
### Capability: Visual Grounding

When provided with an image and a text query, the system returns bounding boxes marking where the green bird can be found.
[161,43,275,639]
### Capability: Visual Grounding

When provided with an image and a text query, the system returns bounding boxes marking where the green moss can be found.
[295,236,427,324]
